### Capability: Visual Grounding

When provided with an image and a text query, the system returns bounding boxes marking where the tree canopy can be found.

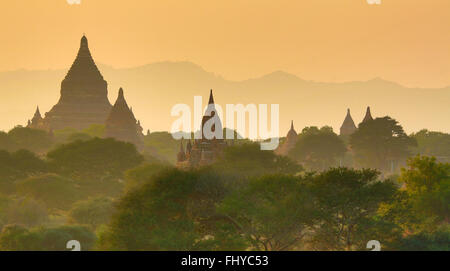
[214,143,302,177]
[350,117,416,171]
[47,138,144,181]
[289,126,346,171]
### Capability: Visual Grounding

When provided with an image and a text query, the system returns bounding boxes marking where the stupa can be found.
[340,109,357,136]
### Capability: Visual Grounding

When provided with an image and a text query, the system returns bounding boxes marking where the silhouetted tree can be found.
[68,197,115,229]
[381,156,450,234]
[99,168,227,250]
[310,168,398,251]
[0,131,17,152]
[16,173,81,210]
[218,174,316,251]
[47,138,144,181]
[411,130,450,162]
[350,117,416,171]
[0,225,96,251]
[289,126,346,171]
[214,143,302,177]
[7,127,53,153]
[0,149,47,193]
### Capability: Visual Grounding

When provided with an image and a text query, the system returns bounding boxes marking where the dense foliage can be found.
[0,124,447,251]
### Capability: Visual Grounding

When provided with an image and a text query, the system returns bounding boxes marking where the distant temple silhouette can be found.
[105,88,144,149]
[177,90,227,168]
[275,120,297,156]
[340,106,374,136]
[340,109,358,136]
[27,36,143,148]
[44,35,112,130]
[275,107,375,156]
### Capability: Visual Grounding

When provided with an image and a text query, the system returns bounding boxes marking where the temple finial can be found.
[34,106,42,118]
[81,35,88,47]
[362,106,374,123]
[208,89,215,104]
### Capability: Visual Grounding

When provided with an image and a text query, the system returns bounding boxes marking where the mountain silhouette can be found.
[0,61,449,135]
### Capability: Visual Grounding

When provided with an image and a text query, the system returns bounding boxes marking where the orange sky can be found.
[1,0,449,88]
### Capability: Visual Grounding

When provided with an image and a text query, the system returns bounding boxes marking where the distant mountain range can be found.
[0,61,449,135]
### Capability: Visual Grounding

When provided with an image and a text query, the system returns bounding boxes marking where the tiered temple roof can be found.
[44,35,112,130]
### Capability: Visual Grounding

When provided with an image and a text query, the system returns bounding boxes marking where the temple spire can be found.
[34,106,42,119]
[340,108,357,136]
[290,120,294,131]
[208,89,215,104]
[81,35,88,47]
[104,87,143,149]
[362,106,374,123]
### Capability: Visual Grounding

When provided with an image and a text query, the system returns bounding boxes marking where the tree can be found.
[411,130,450,163]
[0,225,96,251]
[389,225,449,251]
[124,162,172,192]
[382,156,449,234]
[310,167,398,251]
[82,124,105,138]
[47,138,144,181]
[289,126,346,171]
[7,127,53,154]
[99,168,227,250]
[6,197,48,228]
[143,131,181,164]
[0,225,41,251]
[0,194,11,229]
[68,197,115,229]
[0,131,17,152]
[16,173,81,210]
[0,149,47,193]
[66,132,92,142]
[214,143,302,177]
[350,117,416,171]
[218,174,316,250]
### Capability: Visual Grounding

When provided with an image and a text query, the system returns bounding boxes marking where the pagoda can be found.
[275,120,298,156]
[44,35,112,130]
[360,106,374,124]
[339,109,357,136]
[104,88,144,149]
[27,106,47,130]
[177,90,227,168]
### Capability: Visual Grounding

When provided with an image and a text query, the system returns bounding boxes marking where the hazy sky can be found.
[1,0,449,88]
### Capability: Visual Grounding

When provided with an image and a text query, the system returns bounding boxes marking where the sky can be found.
[0,0,449,88]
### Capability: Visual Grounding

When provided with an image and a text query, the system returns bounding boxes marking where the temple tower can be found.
[27,106,46,130]
[104,88,144,149]
[340,109,357,136]
[361,106,374,124]
[44,35,112,130]
[275,120,298,156]
[177,90,227,168]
